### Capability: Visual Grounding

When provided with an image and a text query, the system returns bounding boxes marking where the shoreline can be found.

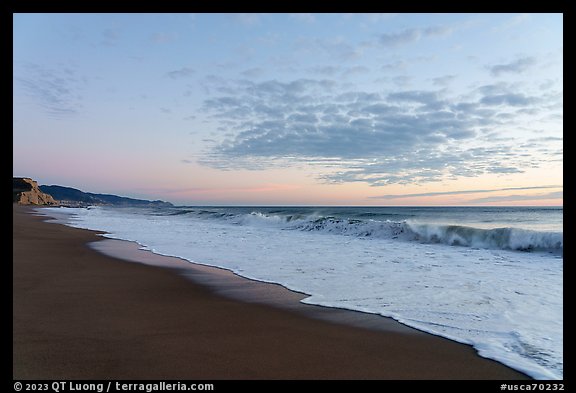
[89,238,425,335]
[14,205,530,379]
[37,206,423,334]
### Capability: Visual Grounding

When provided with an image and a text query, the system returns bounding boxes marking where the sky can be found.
[13,13,563,206]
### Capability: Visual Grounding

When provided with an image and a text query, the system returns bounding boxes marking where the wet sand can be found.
[13,205,530,379]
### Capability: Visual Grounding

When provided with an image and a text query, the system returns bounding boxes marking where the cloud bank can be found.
[371,185,563,199]
[198,76,561,186]
[469,191,563,203]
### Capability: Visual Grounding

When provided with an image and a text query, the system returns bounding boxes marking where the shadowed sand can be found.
[13,205,530,379]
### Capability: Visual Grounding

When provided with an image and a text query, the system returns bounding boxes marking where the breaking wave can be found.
[173,209,563,253]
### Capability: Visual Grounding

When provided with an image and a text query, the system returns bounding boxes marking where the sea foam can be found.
[41,206,563,379]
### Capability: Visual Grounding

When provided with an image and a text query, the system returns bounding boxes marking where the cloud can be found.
[378,25,453,47]
[432,75,456,86]
[318,146,524,187]
[16,64,86,118]
[488,57,536,76]
[196,76,554,186]
[469,191,563,204]
[388,90,440,104]
[370,185,563,199]
[166,67,195,79]
[381,60,408,72]
[423,25,453,37]
[480,93,536,106]
[379,28,420,47]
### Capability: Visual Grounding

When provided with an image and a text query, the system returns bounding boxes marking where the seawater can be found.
[42,206,563,379]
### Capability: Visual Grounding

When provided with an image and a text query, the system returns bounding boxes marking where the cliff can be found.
[13,178,59,206]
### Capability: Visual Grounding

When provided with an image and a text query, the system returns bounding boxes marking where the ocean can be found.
[42,205,563,379]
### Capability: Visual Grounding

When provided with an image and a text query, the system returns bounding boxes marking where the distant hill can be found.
[39,185,173,208]
[13,177,59,206]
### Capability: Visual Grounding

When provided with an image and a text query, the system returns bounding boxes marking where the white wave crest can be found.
[220,211,562,253]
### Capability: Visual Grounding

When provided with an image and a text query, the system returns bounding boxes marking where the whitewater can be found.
[41,206,563,379]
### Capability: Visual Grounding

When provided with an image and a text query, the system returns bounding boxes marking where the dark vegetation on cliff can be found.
[39,184,173,207]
